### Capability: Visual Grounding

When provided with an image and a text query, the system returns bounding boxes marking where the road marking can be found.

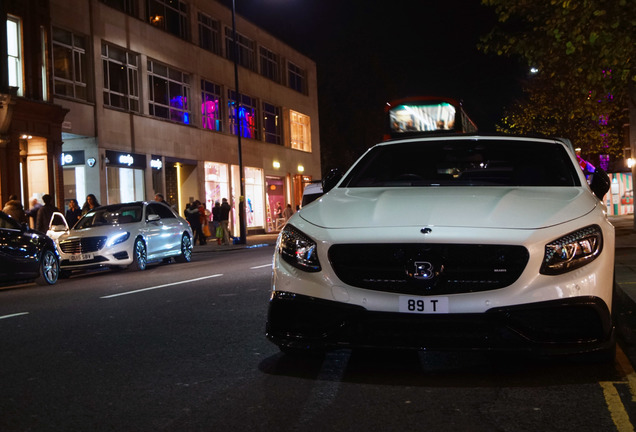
[0,312,29,320]
[250,264,272,269]
[100,274,223,298]
[600,347,636,432]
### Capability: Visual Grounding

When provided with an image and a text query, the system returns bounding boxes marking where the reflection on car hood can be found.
[57,225,130,240]
[299,187,599,229]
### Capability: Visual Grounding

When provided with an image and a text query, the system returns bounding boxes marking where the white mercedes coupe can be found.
[267,134,615,360]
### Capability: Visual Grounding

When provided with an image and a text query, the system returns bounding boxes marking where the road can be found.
[1,245,636,432]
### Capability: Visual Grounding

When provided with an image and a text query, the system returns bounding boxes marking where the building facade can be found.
[3,0,320,235]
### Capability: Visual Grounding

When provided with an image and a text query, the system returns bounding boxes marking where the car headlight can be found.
[106,232,130,248]
[540,225,603,275]
[278,224,321,272]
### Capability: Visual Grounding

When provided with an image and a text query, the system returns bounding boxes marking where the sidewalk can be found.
[611,214,636,308]
[191,232,279,253]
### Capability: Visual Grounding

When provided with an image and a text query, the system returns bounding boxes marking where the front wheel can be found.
[128,238,147,271]
[35,249,59,285]
[175,234,192,263]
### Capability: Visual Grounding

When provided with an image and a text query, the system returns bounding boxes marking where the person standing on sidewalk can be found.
[219,198,232,245]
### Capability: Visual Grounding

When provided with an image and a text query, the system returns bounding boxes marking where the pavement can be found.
[190,232,280,253]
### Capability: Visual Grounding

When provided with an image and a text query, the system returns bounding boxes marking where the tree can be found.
[480,0,635,164]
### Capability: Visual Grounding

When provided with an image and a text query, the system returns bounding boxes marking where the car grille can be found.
[328,243,529,295]
[59,236,108,254]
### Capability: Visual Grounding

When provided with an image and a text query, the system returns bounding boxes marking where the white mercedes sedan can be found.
[55,201,193,276]
[267,134,615,360]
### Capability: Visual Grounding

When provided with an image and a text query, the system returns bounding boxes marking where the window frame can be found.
[52,26,89,101]
[262,102,282,145]
[147,0,189,41]
[102,43,140,112]
[7,15,23,96]
[201,79,223,132]
[198,12,221,55]
[228,90,257,139]
[290,110,311,152]
[259,46,280,83]
[147,59,191,125]
[224,27,256,71]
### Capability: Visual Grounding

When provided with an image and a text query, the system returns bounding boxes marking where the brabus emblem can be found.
[421,227,432,235]
[411,261,435,280]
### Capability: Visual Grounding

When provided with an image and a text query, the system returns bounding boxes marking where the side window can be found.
[0,213,21,230]
[149,203,175,219]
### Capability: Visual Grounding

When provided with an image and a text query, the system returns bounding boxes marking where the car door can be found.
[0,212,40,282]
[141,204,165,258]
[148,202,182,254]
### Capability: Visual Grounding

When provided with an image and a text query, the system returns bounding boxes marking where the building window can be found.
[147,0,189,41]
[99,0,137,15]
[228,90,257,139]
[288,61,306,94]
[198,12,220,55]
[52,27,88,101]
[290,110,311,152]
[224,28,256,71]
[148,60,191,124]
[7,16,23,96]
[102,43,140,112]
[262,102,281,145]
[259,47,280,83]
[201,79,222,131]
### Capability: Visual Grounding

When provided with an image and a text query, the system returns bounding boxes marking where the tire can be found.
[35,249,59,285]
[128,238,147,271]
[175,234,193,263]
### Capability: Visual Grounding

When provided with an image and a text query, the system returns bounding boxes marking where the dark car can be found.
[0,210,60,286]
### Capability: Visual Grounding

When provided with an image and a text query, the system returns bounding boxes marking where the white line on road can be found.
[250,264,272,269]
[100,274,223,299]
[0,312,30,320]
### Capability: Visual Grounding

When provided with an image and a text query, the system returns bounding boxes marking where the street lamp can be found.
[231,0,246,244]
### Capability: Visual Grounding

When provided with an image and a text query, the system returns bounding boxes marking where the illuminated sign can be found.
[150,157,163,170]
[60,151,85,166]
[105,150,146,169]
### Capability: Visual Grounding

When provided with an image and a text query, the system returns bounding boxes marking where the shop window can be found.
[201,79,222,131]
[107,166,145,204]
[290,110,311,152]
[204,162,229,211]
[102,43,140,112]
[228,90,257,139]
[7,15,23,96]
[148,60,191,124]
[147,0,189,41]
[244,167,264,228]
[52,27,89,101]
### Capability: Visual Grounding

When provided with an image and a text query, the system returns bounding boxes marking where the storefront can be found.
[105,150,146,204]
[60,150,87,209]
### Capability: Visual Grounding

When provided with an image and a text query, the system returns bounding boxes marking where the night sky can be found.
[224,0,527,169]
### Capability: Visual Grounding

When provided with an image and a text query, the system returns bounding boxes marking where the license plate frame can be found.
[70,253,94,262]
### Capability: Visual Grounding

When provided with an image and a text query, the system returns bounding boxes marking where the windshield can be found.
[341,139,581,188]
[75,204,143,229]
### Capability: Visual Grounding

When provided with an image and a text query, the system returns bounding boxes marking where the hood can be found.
[298,187,598,230]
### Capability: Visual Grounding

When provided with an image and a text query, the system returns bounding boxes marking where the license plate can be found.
[70,253,93,262]
[399,296,449,314]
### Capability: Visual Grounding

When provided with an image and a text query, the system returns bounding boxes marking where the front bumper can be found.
[266,291,614,355]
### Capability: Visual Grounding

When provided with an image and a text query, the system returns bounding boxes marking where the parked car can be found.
[267,134,615,360]
[0,210,60,285]
[55,201,193,276]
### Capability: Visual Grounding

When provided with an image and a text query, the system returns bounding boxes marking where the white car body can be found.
[55,201,193,274]
[267,134,615,358]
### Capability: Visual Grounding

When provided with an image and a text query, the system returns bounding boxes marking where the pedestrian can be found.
[282,203,294,221]
[65,198,82,226]
[212,201,222,245]
[185,200,205,245]
[26,197,42,228]
[199,202,209,244]
[219,197,232,245]
[81,194,100,215]
[2,194,27,223]
[35,194,62,233]
[154,193,169,206]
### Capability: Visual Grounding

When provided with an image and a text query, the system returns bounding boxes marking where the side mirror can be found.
[322,168,343,194]
[147,214,160,222]
[589,167,610,200]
